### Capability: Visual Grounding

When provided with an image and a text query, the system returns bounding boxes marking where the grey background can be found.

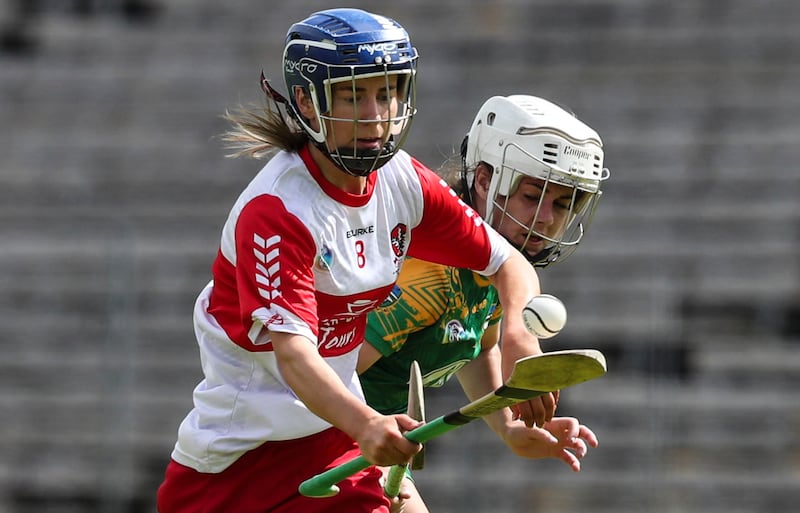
[1,1,798,512]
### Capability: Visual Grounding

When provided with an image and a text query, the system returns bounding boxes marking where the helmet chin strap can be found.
[262,71,396,179]
[528,246,559,267]
[318,138,397,177]
[460,177,560,269]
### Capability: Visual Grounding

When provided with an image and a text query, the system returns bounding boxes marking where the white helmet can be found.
[462,95,610,267]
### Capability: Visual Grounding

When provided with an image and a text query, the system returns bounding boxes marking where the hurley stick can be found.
[299,349,607,498]
[383,360,426,497]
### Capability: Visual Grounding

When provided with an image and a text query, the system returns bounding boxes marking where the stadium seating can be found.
[1,1,798,512]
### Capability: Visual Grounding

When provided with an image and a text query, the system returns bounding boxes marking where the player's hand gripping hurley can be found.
[299,349,607,498]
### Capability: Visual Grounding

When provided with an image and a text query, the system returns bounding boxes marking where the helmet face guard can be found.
[487,141,608,266]
[282,9,418,176]
[463,95,610,267]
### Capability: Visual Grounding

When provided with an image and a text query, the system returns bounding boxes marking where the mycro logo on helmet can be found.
[285,59,317,74]
[358,42,397,55]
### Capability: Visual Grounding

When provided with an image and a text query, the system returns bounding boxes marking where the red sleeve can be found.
[407,158,493,270]
[235,195,319,337]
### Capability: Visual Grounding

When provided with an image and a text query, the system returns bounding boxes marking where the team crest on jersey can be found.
[445,319,466,342]
[314,244,333,272]
[390,223,407,257]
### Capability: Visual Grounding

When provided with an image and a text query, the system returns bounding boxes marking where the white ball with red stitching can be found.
[522,294,567,339]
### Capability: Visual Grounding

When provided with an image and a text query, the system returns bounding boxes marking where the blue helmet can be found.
[282,8,419,176]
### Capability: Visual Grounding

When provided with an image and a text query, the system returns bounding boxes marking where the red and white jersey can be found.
[172,146,511,472]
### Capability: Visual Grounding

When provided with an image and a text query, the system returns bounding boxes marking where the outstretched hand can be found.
[501,416,598,471]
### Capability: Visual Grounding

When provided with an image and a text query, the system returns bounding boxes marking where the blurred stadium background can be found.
[1,1,798,512]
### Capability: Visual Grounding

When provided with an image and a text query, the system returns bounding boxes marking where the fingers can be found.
[566,435,589,458]
[389,476,421,513]
[395,413,424,432]
[511,401,537,428]
[369,444,416,466]
[388,493,407,513]
[550,418,599,470]
[559,448,582,472]
[577,424,599,448]
[394,414,423,455]
[558,421,598,452]
[359,414,423,466]
[511,392,559,427]
[540,392,558,422]
[530,424,559,445]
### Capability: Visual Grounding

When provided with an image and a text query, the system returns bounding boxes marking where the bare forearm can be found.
[488,251,558,426]
[488,250,543,377]
[455,345,512,437]
[272,332,377,440]
[489,249,540,326]
[271,331,422,466]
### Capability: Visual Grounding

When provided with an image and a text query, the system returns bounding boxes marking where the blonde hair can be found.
[221,101,308,159]
[437,153,469,195]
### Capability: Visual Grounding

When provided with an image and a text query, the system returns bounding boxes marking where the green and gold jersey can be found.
[361,257,502,414]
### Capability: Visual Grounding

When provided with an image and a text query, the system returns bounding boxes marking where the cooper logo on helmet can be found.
[563,145,592,160]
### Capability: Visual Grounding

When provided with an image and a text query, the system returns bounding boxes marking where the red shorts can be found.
[156,427,390,513]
